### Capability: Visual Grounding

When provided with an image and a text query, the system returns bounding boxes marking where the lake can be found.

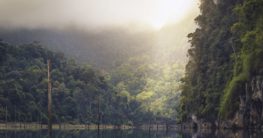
[0,129,263,138]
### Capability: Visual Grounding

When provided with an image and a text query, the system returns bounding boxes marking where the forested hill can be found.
[180,0,263,128]
[0,17,193,125]
[0,41,114,124]
[0,40,183,125]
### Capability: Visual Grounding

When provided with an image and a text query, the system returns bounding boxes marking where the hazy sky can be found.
[0,0,199,29]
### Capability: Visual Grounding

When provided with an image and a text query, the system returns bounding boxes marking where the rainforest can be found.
[0,0,263,137]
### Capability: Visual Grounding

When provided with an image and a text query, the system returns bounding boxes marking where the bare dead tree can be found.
[47,59,52,136]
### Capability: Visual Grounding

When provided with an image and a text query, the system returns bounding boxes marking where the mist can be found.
[0,12,197,69]
[0,0,198,69]
[0,0,198,29]
[0,0,203,133]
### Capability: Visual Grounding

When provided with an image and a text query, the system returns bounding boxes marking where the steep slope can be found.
[180,0,263,128]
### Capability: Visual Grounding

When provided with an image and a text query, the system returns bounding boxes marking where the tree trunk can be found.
[47,59,52,136]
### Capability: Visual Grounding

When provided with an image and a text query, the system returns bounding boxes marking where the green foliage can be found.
[219,0,263,118]
[0,40,184,125]
[180,0,238,121]
[136,91,154,102]
[180,0,263,121]
[0,41,120,124]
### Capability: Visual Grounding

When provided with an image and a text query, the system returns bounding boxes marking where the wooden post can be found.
[19,113,21,128]
[5,106,7,128]
[23,117,25,129]
[148,119,151,134]
[14,106,16,127]
[165,120,169,134]
[47,59,52,136]
[40,111,42,129]
[38,112,40,129]
[97,95,100,136]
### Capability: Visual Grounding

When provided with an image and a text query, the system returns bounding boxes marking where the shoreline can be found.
[0,123,178,131]
[0,123,133,130]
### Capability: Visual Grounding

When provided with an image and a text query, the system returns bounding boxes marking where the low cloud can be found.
[0,0,198,29]
[0,0,159,29]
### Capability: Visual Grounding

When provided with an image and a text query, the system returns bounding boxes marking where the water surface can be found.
[0,129,262,138]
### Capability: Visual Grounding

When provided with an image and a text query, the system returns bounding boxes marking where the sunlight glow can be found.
[0,0,198,29]
[149,0,196,29]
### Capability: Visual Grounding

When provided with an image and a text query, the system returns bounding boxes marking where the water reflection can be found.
[0,129,262,138]
[180,129,263,138]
